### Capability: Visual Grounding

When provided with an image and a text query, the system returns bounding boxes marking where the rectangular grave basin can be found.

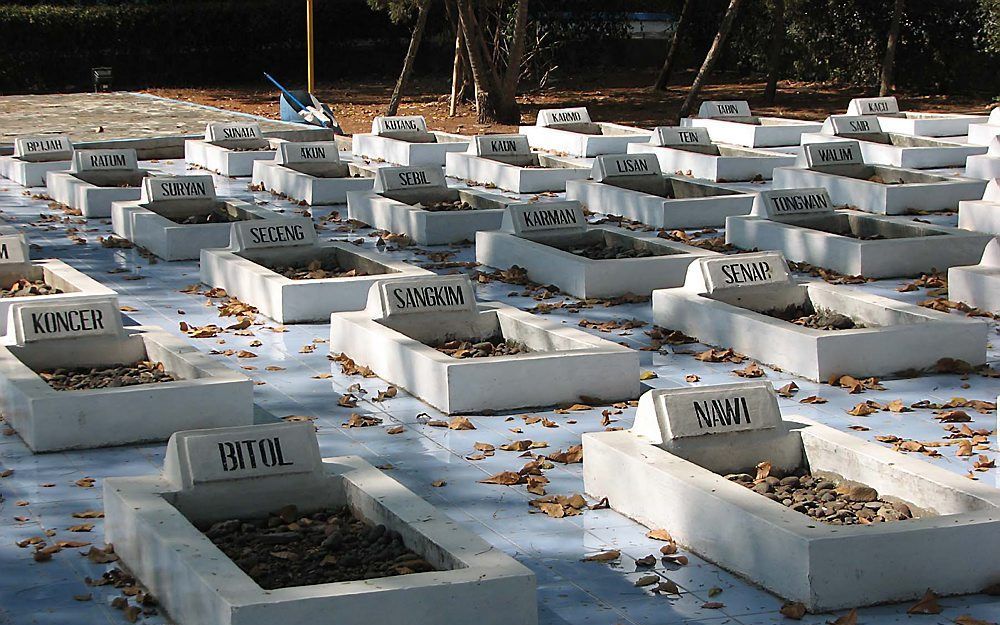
[628,142,796,182]
[566,174,753,228]
[519,122,652,157]
[200,242,433,323]
[0,328,251,451]
[185,138,276,177]
[105,449,536,625]
[682,116,822,148]
[445,150,591,193]
[652,280,987,380]
[353,132,469,167]
[347,187,513,245]
[584,418,1000,611]
[0,260,117,335]
[801,131,986,168]
[329,301,638,413]
[45,168,156,218]
[252,159,374,206]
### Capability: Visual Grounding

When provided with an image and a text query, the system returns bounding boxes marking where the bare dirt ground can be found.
[143,69,997,135]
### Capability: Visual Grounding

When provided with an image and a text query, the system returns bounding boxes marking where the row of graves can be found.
[0,98,998,624]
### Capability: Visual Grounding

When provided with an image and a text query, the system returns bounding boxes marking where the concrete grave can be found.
[0,135,73,187]
[726,188,993,277]
[353,115,469,166]
[476,201,717,298]
[949,237,1000,313]
[45,148,157,218]
[251,141,374,205]
[565,153,754,228]
[628,125,796,181]
[680,100,822,148]
[584,382,1000,611]
[200,216,433,323]
[111,175,282,260]
[0,297,252,452]
[519,107,652,157]
[0,233,117,335]
[444,134,589,192]
[773,140,986,215]
[651,251,987,381]
[800,114,986,168]
[967,108,1000,145]
[965,137,1000,180]
[958,178,1000,235]
[105,421,537,625]
[346,165,517,245]
[846,96,989,137]
[329,276,639,413]
[185,122,277,177]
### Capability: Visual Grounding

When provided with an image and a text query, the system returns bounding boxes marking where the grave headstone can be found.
[591,153,664,195]
[651,126,711,147]
[846,96,901,117]
[0,234,30,265]
[537,107,592,127]
[823,115,883,137]
[70,149,139,174]
[752,188,835,220]
[370,275,477,320]
[164,422,324,491]
[697,100,753,119]
[373,165,453,204]
[801,140,864,168]
[13,135,73,163]
[141,175,217,204]
[698,252,792,294]
[472,134,534,166]
[6,298,123,344]
[230,217,317,251]
[276,141,341,165]
[204,122,268,149]
[501,201,587,236]
[371,115,433,142]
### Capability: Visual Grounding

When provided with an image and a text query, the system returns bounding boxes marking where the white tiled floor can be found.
[0,156,996,624]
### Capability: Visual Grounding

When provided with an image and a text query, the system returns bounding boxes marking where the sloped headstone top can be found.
[752,188,835,219]
[801,140,864,168]
[230,217,317,251]
[984,178,1000,202]
[372,115,429,136]
[987,137,1000,157]
[632,381,781,442]
[591,153,661,183]
[980,237,1000,267]
[276,141,341,165]
[695,251,792,294]
[70,149,139,173]
[13,135,72,163]
[0,234,30,265]
[847,96,900,116]
[824,115,883,136]
[697,100,752,119]
[502,201,587,236]
[164,422,323,491]
[651,126,711,147]
[368,275,476,320]
[536,107,592,127]
[473,134,531,157]
[374,165,447,194]
[141,175,216,204]
[205,122,264,145]
[7,297,123,345]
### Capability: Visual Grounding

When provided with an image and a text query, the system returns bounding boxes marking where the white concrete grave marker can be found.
[988,137,1000,157]
[372,115,429,135]
[7,297,123,344]
[472,134,531,157]
[70,149,139,173]
[801,140,864,167]
[632,381,781,444]
[847,96,900,116]
[371,275,476,319]
[141,175,216,204]
[205,122,263,144]
[591,153,661,183]
[752,187,835,219]
[537,107,592,127]
[652,126,711,147]
[825,115,883,136]
[699,251,792,294]
[229,217,317,251]
[13,135,73,163]
[984,178,1000,202]
[275,141,341,165]
[373,165,447,194]
[164,422,323,491]
[0,235,30,265]
[697,100,752,119]
[501,201,587,236]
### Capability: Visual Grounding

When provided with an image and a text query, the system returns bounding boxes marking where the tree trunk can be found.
[455,0,524,124]
[449,28,464,116]
[677,0,743,123]
[879,0,904,96]
[502,0,530,96]
[386,0,431,117]
[763,0,785,104]
[653,0,693,91]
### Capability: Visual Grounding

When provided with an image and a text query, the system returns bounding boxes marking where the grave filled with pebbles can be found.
[203,504,435,589]
[414,200,474,212]
[38,360,176,391]
[432,336,531,359]
[725,469,916,525]
[1,279,64,298]
[564,242,657,260]
[762,303,863,331]
[264,258,370,280]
